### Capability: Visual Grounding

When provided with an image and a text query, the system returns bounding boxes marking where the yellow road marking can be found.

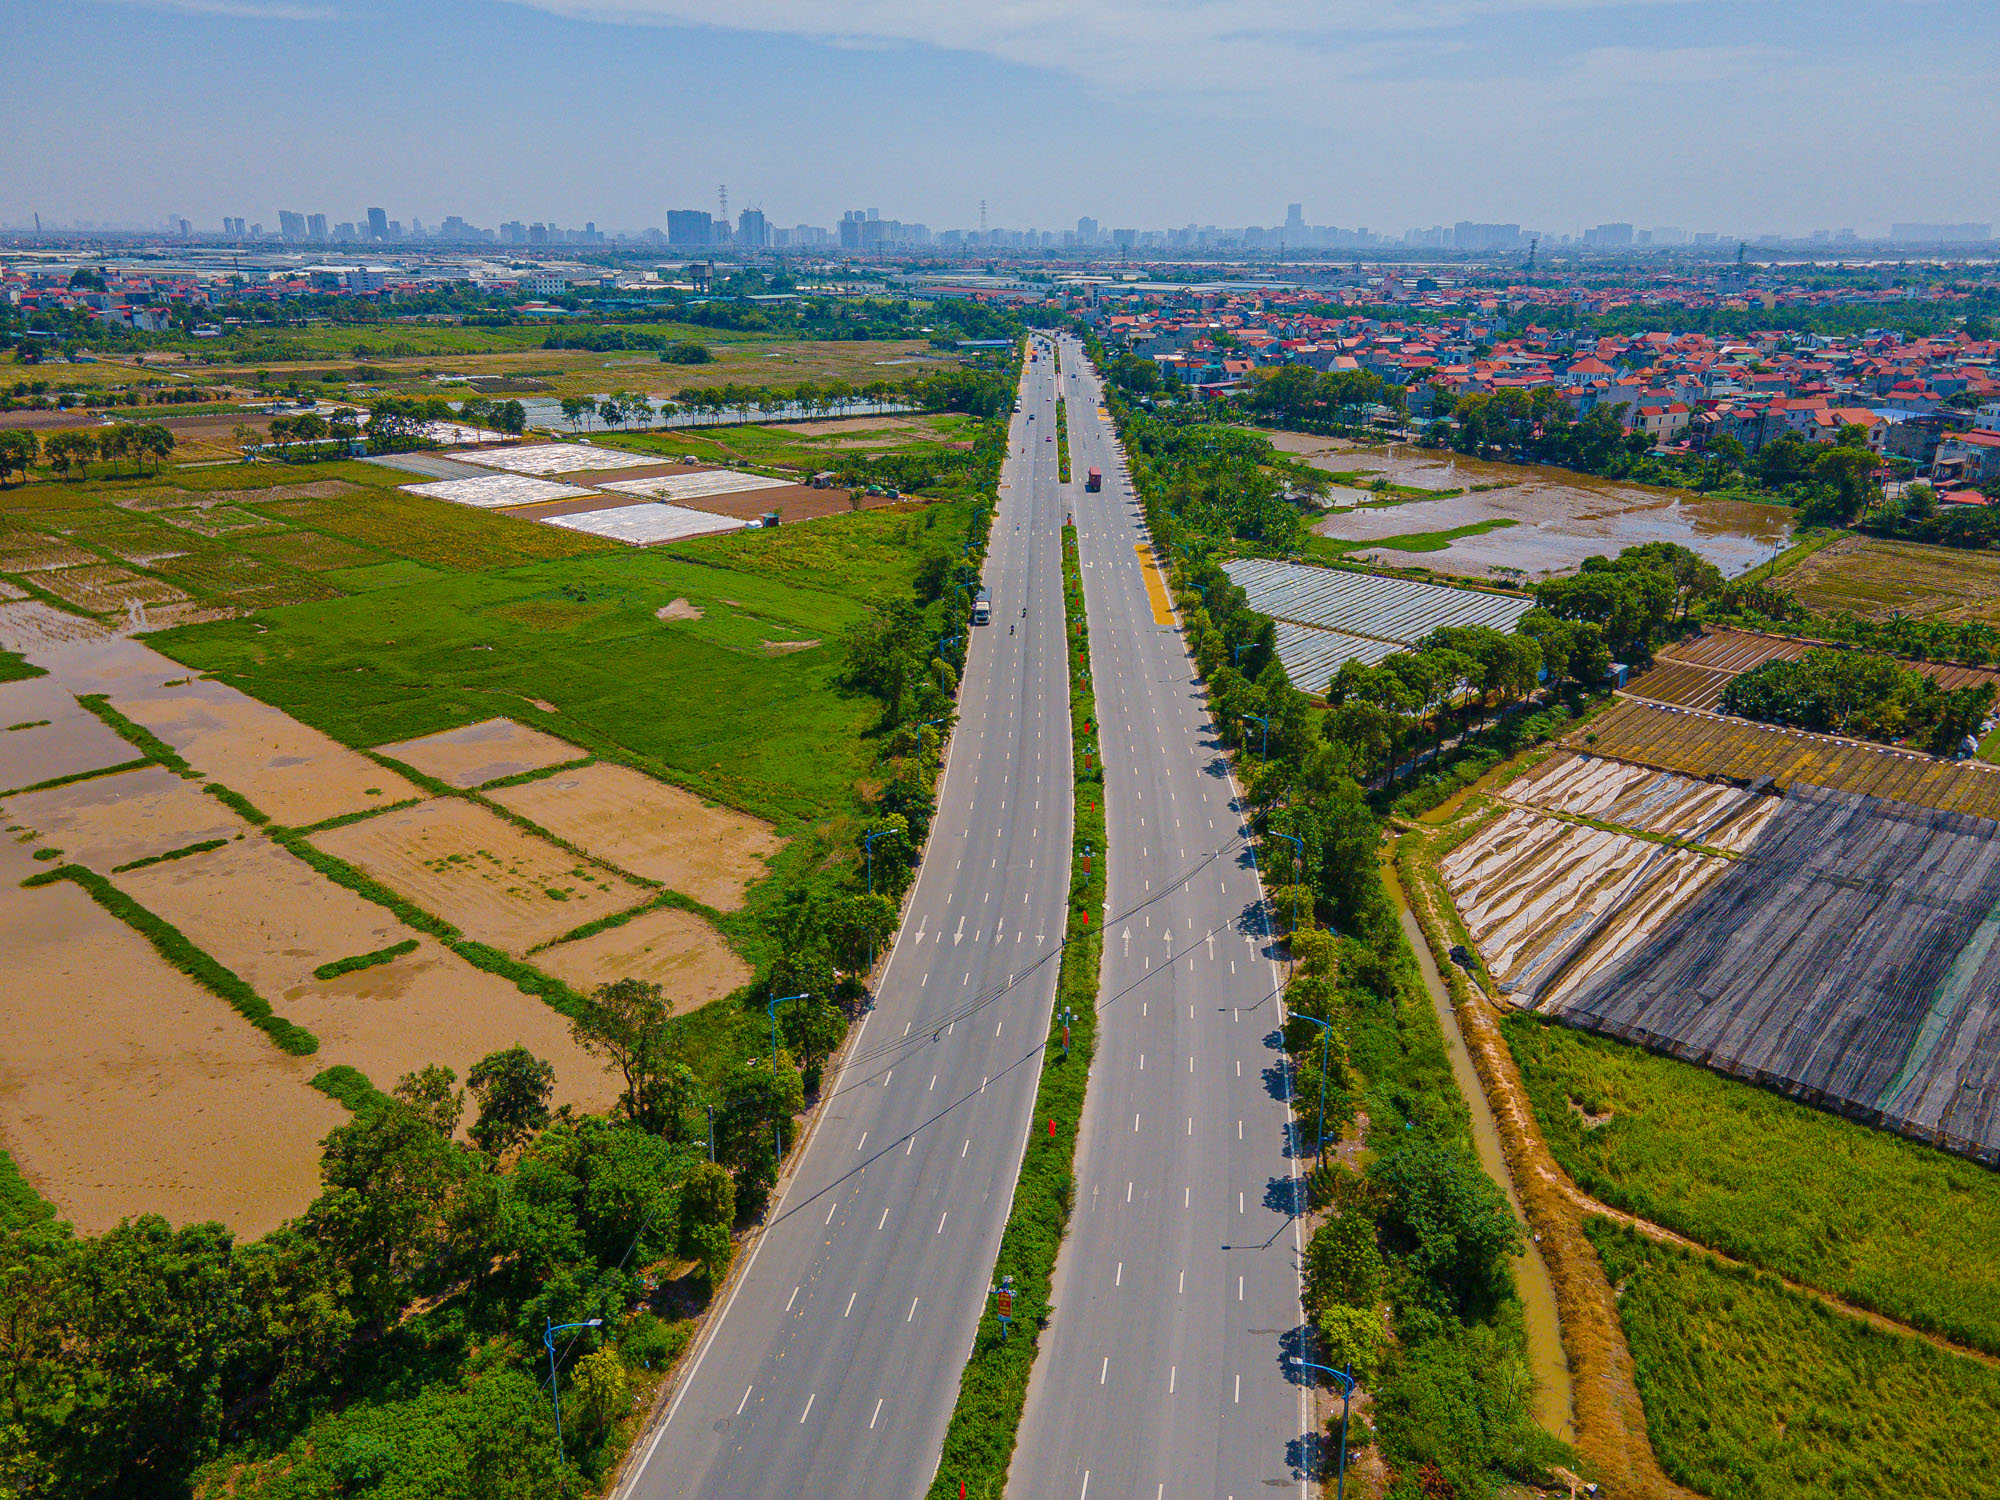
[1135,544,1175,627]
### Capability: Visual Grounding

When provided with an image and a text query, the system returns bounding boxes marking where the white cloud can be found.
[498,0,1773,92]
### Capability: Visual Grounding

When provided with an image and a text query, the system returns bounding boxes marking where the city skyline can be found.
[3,0,1995,238]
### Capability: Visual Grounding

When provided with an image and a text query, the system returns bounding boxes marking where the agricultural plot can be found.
[0,676,142,793]
[109,674,425,827]
[0,875,344,1237]
[599,469,792,502]
[487,760,783,911]
[543,503,750,545]
[1552,783,2000,1162]
[1506,751,1778,851]
[120,839,616,1113]
[401,474,598,509]
[1439,806,1729,1000]
[1627,627,2000,710]
[1580,698,2000,821]
[311,797,651,953]
[2,765,244,873]
[1782,535,2000,623]
[1222,555,1531,688]
[534,904,752,1006]
[379,716,583,788]
[455,443,658,476]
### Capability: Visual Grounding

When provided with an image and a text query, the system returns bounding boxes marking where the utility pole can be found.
[718,183,728,226]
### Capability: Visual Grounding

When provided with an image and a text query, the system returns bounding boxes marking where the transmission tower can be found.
[719,184,729,225]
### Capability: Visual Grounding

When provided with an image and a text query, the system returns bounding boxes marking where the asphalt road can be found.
[620,341,1074,1500]
[1009,337,1310,1500]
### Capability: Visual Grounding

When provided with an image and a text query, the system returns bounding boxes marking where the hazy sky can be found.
[4,0,1995,237]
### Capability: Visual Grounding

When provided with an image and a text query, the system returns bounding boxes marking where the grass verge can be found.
[309,1064,394,1115]
[111,836,229,874]
[74,694,192,773]
[924,521,1100,1500]
[1586,1216,2000,1499]
[312,938,420,982]
[0,756,152,799]
[22,862,317,1056]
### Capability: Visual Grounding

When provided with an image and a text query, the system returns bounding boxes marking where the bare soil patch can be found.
[120,838,617,1112]
[1782,535,2000,623]
[678,484,871,525]
[655,597,703,622]
[488,761,782,910]
[205,480,360,505]
[378,716,585,789]
[535,905,751,1006]
[2,764,248,872]
[0,536,101,572]
[312,797,650,953]
[0,878,344,1237]
[155,505,283,538]
[110,680,424,826]
[0,678,141,793]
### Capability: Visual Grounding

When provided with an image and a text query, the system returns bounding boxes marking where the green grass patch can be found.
[0,647,44,683]
[1506,1016,2000,1356]
[74,693,190,772]
[449,939,584,1016]
[313,938,420,982]
[111,836,229,874]
[476,756,593,792]
[1314,517,1518,558]
[926,522,1099,1500]
[309,1064,395,1115]
[294,796,424,834]
[27,862,316,1055]
[1586,1217,2000,1499]
[0,756,151,799]
[202,780,269,825]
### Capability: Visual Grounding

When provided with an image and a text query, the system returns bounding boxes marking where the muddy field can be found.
[535,903,752,1005]
[1781,535,2000,623]
[4,765,247,870]
[121,838,617,1112]
[0,676,142,793]
[312,796,651,952]
[488,760,783,911]
[1312,445,1791,579]
[0,876,346,1237]
[379,716,585,789]
[110,676,423,827]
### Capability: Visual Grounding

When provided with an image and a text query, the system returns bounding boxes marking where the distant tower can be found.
[980,199,988,234]
[1527,237,1538,271]
[718,184,729,224]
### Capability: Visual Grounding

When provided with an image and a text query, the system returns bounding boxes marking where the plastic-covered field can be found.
[401,474,598,509]
[1506,751,1779,852]
[1577,698,2000,821]
[542,503,749,545]
[455,444,659,476]
[599,470,792,502]
[1551,784,2000,1163]
[1626,628,2000,709]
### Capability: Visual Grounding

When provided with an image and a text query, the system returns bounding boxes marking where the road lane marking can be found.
[1099,1357,1109,1385]
[737,1385,753,1415]
[908,1297,920,1321]
[1239,1275,1244,1301]
[880,1206,891,1228]
[845,1291,857,1317]
[1126,1181,1133,1202]
[962,1138,970,1157]
[1168,1370,1175,1397]
[1178,1268,1184,1292]
[786,1286,799,1311]
[1234,1374,1240,1404]
[800,1393,815,1422]
[825,1201,838,1225]
[870,1397,884,1429]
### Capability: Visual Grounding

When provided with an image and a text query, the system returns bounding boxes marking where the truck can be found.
[972,587,992,625]
[1085,467,1103,492]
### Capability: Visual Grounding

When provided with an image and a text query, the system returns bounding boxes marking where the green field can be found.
[1586,1219,2000,1500]
[594,412,976,472]
[1505,1017,2000,1355]
[149,502,963,827]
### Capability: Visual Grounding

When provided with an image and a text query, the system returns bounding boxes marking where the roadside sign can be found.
[996,1289,1013,1319]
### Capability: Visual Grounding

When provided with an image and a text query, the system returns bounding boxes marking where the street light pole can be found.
[1245,712,1271,762]
[767,992,810,1165]
[1290,1356,1356,1500]
[544,1317,604,1452]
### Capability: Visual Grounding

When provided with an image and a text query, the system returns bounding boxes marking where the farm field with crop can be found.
[1781,534,2000,623]
[1506,1017,2000,1356]
[1626,626,2000,710]
[1586,1219,2000,1500]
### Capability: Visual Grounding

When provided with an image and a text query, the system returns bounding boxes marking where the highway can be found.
[1010,337,1309,1500]
[620,341,1074,1500]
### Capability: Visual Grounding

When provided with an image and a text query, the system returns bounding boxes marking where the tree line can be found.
[0,423,176,483]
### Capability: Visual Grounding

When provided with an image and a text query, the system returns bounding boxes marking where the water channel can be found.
[1384,853,1576,1443]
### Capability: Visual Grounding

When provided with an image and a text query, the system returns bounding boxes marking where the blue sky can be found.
[2,0,1994,236]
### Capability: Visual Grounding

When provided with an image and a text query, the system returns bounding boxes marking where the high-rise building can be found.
[277,209,307,241]
[307,213,328,240]
[1285,203,1304,234]
[1076,216,1099,246]
[366,206,389,240]
[1583,222,1635,247]
[667,210,714,247]
[737,208,768,248]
